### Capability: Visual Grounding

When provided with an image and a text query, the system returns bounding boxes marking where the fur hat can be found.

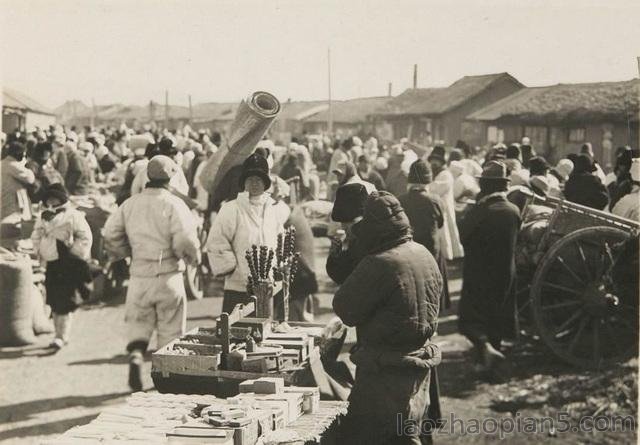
[573,154,596,174]
[477,160,509,181]
[427,145,446,163]
[41,183,69,204]
[448,148,464,162]
[239,153,271,190]
[408,159,433,184]
[506,144,522,161]
[331,183,368,223]
[528,156,550,176]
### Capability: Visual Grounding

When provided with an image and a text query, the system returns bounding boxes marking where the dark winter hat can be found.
[362,191,410,231]
[408,159,433,184]
[448,148,464,162]
[580,142,594,157]
[158,137,178,157]
[573,153,595,174]
[528,156,549,176]
[331,183,368,223]
[427,145,446,163]
[616,147,633,170]
[41,183,69,204]
[6,142,26,159]
[239,152,271,190]
[477,160,509,181]
[506,144,522,161]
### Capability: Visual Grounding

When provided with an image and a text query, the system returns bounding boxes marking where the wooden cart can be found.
[514,192,639,368]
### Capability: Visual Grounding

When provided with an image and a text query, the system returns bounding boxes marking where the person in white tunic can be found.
[427,146,464,259]
[103,155,200,391]
[612,158,640,221]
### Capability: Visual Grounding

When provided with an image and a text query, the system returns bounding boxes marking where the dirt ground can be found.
[0,238,636,444]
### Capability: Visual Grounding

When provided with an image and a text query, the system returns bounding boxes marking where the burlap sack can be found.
[0,250,36,345]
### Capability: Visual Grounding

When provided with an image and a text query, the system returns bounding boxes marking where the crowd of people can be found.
[2,121,639,444]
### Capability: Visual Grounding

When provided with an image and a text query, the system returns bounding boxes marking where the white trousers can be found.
[53,313,73,342]
[125,272,186,349]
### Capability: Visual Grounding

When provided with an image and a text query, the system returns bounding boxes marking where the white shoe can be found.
[49,338,65,350]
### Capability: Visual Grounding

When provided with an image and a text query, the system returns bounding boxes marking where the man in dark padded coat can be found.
[458,161,521,371]
[333,191,442,445]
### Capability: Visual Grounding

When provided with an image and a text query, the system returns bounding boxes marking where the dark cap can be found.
[41,183,69,204]
[408,159,433,184]
[529,156,550,176]
[331,183,369,223]
[477,160,509,181]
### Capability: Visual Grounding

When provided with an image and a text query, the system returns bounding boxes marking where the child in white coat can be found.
[31,184,92,350]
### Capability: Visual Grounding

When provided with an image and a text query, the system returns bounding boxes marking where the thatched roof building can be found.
[374,73,524,117]
[467,79,639,124]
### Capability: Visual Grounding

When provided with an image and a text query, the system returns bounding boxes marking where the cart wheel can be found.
[185,217,209,301]
[531,226,637,368]
[185,263,204,300]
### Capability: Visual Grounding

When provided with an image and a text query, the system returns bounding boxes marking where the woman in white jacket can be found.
[206,153,290,312]
[427,146,464,260]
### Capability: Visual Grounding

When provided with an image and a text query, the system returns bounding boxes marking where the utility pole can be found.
[388,82,393,97]
[188,94,193,124]
[413,64,418,89]
[149,100,155,122]
[327,47,333,135]
[165,90,169,129]
[91,98,96,128]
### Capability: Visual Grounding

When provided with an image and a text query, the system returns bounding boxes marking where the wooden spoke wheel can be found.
[185,213,210,301]
[184,263,204,300]
[531,226,637,368]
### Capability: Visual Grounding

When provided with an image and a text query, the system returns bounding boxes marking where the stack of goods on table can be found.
[151,318,324,394]
[152,227,329,395]
[48,379,348,445]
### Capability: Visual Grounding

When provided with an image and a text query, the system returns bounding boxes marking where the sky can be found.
[1,0,639,109]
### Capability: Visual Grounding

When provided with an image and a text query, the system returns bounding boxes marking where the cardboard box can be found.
[252,402,287,430]
[257,393,304,423]
[167,426,234,444]
[238,379,256,393]
[283,386,320,413]
[253,377,284,394]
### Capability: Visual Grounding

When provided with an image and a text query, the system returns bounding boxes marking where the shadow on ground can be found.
[0,414,99,441]
[0,392,129,426]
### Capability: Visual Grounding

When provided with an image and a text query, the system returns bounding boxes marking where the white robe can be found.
[428,169,464,259]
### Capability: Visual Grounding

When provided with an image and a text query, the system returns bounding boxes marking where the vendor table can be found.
[47,392,348,445]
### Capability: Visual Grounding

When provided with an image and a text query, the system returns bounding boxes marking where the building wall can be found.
[442,76,524,147]
[24,112,56,131]
[301,121,362,138]
[2,110,55,133]
[486,120,639,167]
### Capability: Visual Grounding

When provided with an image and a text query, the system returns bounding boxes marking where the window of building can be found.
[487,126,504,144]
[568,128,586,142]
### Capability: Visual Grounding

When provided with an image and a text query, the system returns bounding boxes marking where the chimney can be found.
[413,64,418,89]
[388,82,393,97]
